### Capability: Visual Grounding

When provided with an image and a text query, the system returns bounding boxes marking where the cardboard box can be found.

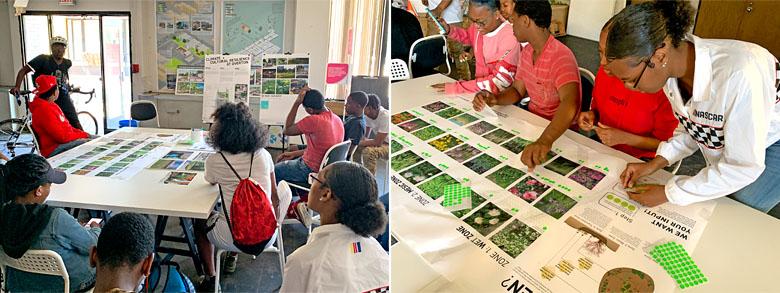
[551,4,569,37]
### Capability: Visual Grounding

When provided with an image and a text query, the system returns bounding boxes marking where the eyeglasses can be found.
[308,173,326,187]
[631,58,651,89]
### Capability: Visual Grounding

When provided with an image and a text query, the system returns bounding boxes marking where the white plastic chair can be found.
[286,141,352,193]
[0,250,69,293]
[284,141,352,234]
[389,59,411,81]
[214,181,293,292]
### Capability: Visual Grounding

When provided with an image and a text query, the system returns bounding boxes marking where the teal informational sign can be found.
[222,0,285,65]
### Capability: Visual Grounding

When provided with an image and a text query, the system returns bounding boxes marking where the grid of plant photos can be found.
[390,100,609,258]
[53,139,165,178]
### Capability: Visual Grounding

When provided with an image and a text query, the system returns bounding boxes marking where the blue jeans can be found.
[274,157,313,184]
[6,208,99,293]
[49,138,91,157]
[731,139,780,213]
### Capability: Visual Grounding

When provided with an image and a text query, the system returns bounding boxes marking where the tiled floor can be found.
[147,148,319,292]
[159,216,312,292]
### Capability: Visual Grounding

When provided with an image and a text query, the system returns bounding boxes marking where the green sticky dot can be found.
[543,226,548,230]
[606,194,614,200]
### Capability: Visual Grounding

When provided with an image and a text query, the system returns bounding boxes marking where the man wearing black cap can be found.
[10,36,82,130]
[0,154,100,292]
[276,87,345,184]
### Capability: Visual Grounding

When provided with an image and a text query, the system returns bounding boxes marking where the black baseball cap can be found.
[302,89,325,110]
[6,154,66,185]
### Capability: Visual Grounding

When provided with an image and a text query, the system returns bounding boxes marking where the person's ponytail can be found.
[337,201,387,237]
[324,162,388,237]
[606,0,694,61]
[653,0,694,48]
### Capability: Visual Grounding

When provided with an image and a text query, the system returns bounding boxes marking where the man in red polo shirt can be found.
[275,88,345,184]
[29,75,90,157]
[578,18,678,160]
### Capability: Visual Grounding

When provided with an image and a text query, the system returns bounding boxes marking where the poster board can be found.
[222,0,285,65]
[155,0,215,91]
[257,53,310,126]
[201,54,251,123]
[390,96,717,292]
[174,67,205,96]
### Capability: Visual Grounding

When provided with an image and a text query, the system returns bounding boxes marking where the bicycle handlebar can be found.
[70,88,95,104]
[9,90,31,107]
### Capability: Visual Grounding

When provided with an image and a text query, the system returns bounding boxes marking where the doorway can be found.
[20,12,132,134]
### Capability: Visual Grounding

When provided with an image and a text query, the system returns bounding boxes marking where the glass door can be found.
[101,16,132,130]
[52,15,105,135]
[20,13,132,134]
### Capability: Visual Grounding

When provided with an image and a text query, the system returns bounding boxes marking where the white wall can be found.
[0,0,14,120]
[0,0,15,86]
[567,0,619,41]
[294,0,331,93]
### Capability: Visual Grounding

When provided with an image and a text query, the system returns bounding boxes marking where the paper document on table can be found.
[389,96,717,293]
[479,106,499,122]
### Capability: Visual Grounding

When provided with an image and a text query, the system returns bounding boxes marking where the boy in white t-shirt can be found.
[355,94,389,175]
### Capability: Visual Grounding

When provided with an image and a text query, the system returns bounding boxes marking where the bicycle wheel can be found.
[0,119,37,156]
[0,118,26,137]
[77,111,99,136]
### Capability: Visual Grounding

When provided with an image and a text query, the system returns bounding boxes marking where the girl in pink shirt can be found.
[431,0,521,94]
[472,0,581,171]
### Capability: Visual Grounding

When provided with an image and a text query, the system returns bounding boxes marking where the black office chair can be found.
[408,35,450,78]
[579,67,596,112]
[130,101,159,127]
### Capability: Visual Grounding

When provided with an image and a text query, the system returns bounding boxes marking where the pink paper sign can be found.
[326,63,349,84]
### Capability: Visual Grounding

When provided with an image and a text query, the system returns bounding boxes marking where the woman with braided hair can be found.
[280,162,388,292]
[606,0,780,213]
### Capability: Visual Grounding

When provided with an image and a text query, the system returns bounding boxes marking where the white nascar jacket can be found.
[657,34,780,206]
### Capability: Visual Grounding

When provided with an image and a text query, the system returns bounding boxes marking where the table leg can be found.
[180,217,205,276]
[70,208,80,219]
[154,215,169,249]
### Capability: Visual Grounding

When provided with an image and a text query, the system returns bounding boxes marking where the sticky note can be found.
[441,184,472,212]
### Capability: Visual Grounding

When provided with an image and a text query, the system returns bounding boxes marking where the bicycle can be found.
[0,90,39,157]
[69,87,99,136]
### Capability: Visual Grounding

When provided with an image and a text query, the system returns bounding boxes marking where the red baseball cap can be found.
[33,75,57,94]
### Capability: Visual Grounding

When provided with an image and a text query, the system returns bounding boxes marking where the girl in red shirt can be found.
[578,19,678,160]
[30,75,90,157]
